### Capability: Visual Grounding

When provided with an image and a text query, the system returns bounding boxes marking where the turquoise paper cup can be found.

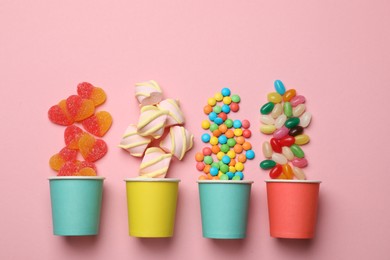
[197,180,253,239]
[48,176,104,236]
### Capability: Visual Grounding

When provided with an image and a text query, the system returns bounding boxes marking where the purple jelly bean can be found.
[290,95,306,107]
[292,158,308,168]
[273,126,289,139]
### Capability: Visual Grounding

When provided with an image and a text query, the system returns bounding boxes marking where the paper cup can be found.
[198,180,253,239]
[125,178,180,238]
[48,176,104,236]
[265,180,321,239]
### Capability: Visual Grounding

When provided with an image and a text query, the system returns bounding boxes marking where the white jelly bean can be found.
[300,112,312,128]
[262,141,273,158]
[274,114,287,129]
[271,103,283,119]
[260,115,275,125]
[282,146,294,161]
[292,166,306,180]
[293,104,306,117]
[260,124,276,134]
[272,152,288,165]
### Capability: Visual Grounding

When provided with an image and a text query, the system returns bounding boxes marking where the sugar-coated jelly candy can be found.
[82,111,113,137]
[270,138,282,153]
[273,126,289,139]
[272,152,288,165]
[275,114,287,129]
[48,101,74,126]
[292,166,306,180]
[282,146,294,160]
[64,125,84,149]
[282,164,294,179]
[262,141,273,158]
[260,115,275,125]
[78,133,108,162]
[290,144,305,158]
[279,135,295,147]
[270,164,283,179]
[290,95,306,107]
[57,161,79,176]
[293,104,306,117]
[271,103,283,119]
[274,80,286,95]
[77,82,106,107]
[285,117,300,129]
[66,95,95,122]
[292,157,308,168]
[288,125,304,136]
[283,89,296,102]
[283,102,292,117]
[49,147,78,171]
[267,92,282,103]
[260,124,276,134]
[77,167,97,176]
[260,102,275,115]
[260,159,276,169]
[294,134,310,145]
[300,112,312,128]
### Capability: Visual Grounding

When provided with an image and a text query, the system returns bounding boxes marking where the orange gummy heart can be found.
[76,167,97,176]
[66,95,95,122]
[77,82,106,107]
[78,133,108,162]
[82,111,113,137]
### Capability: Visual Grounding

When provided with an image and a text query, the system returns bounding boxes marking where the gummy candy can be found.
[77,82,106,107]
[82,111,112,137]
[66,95,95,122]
[78,133,108,162]
[49,147,78,171]
[64,125,84,149]
[77,167,97,176]
[58,161,79,176]
[48,100,74,126]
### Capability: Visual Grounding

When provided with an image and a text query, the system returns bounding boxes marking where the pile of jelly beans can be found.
[259,80,312,180]
[195,88,255,180]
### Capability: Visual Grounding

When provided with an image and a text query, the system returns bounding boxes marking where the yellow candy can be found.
[260,125,276,134]
[201,120,210,130]
[295,134,310,145]
[229,166,236,173]
[208,98,217,106]
[235,162,244,171]
[267,92,282,103]
[217,152,225,160]
[234,129,243,136]
[218,171,223,177]
[210,136,219,145]
[227,150,236,159]
[214,93,223,101]
[223,96,232,105]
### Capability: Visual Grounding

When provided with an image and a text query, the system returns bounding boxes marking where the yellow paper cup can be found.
[125,178,180,238]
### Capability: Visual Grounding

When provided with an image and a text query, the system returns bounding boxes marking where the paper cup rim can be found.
[124,178,181,182]
[48,176,105,180]
[265,179,321,184]
[197,180,254,184]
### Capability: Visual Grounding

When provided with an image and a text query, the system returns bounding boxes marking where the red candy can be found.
[230,102,239,112]
[270,138,282,153]
[279,135,295,147]
[78,133,108,162]
[77,82,107,107]
[66,95,95,122]
[202,147,212,156]
[64,125,84,149]
[58,161,79,176]
[242,129,252,138]
[49,147,78,171]
[269,164,283,179]
[48,100,74,126]
[241,120,250,129]
[82,111,113,137]
[218,113,227,121]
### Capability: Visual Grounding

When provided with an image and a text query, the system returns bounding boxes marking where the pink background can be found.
[1,0,389,259]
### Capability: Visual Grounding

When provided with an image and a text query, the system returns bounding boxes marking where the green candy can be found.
[220,144,230,153]
[232,175,241,180]
[204,156,213,165]
[224,119,233,128]
[219,174,229,180]
[231,94,241,103]
[227,138,236,147]
[290,144,305,158]
[220,164,229,173]
[211,162,220,169]
[209,123,219,132]
[260,102,275,115]
[213,105,222,114]
[284,102,292,117]
[285,117,300,129]
[260,160,276,169]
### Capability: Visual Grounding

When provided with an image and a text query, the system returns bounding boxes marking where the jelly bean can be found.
[78,133,107,162]
[283,89,296,102]
[241,119,250,129]
[288,126,304,136]
[284,102,292,117]
[220,144,230,153]
[225,119,233,128]
[282,146,294,160]
[222,155,231,164]
[201,120,210,130]
[260,159,276,169]
[260,125,276,134]
[227,138,236,147]
[260,102,275,115]
[208,98,216,106]
[202,147,212,156]
[210,167,219,176]
[242,142,252,150]
[221,88,231,96]
[77,82,106,107]
[210,136,219,145]
[231,94,241,103]
[204,156,213,165]
[242,129,251,138]
[234,129,243,136]
[294,134,310,145]
[234,144,243,153]
[195,152,204,162]
[196,162,205,171]
[245,150,255,160]
[292,166,306,180]
[292,104,306,117]
[214,92,223,101]
[271,103,283,119]
[290,144,305,158]
[290,95,306,107]
[274,80,286,95]
[300,112,312,128]
[230,102,239,112]
[269,164,283,179]
[260,115,275,125]
[213,105,222,114]
[220,164,229,173]
[220,174,229,180]
[270,138,282,153]
[227,150,236,158]
[267,92,282,103]
[222,104,231,114]
[285,117,300,129]
[208,112,217,121]
[262,141,273,158]
[273,126,289,139]
[204,105,213,114]
[82,111,112,137]
[272,152,288,165]
[218,135,228,144]
[292,157,308,168]
[214,117,224,125]
[223,96,232,105]
[233,120,242,128]
[282,164,294,179]
[279,135,295,147]
[278,173,287,179]
[238,154,247,163]
[234,171,244,180]
[210,123,219,132]
[226,171,234,179]
[225,130,234,138]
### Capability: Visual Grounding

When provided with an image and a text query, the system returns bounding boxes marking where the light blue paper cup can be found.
[197,180,253,239]
[48,176,104,236]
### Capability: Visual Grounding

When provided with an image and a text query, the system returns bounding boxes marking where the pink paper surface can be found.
[1,0,390,259]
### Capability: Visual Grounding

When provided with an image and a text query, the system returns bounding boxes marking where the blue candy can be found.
[245,150,255,160]
[221,88,231,97]
[208,112,217,121]
[221,104,231,114]
[214,117,224,125]
[218,135,227,144]
[235,171,244,180]
[210,167,219,176]
[222,155,231,164]
[274,80,286,95]
[226,172,234,179]
[201,133,211,143]
[233,120,242,129]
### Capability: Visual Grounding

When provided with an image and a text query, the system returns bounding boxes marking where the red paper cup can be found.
[265,180,321,239]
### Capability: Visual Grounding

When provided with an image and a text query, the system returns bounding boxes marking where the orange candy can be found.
[49,147,78,171]
[195,152,204,162]
[229,158,236,166]
[198,175,207,180]
[212,129,222,137]
[211,145,220,154]
[233,144,243,154]
[212,176,220,180]
[77,82,106,107]
[238,154,247,163]
[77,167,97,176]
[218,124,227,133]
[225,130,234,138]
[66,95,95,122]
[203,105,213,114]
[203,164,211,174]
[78,133,108,162]
[82,111,113,137]
[236,136,245,145]
[242,141,252,150]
